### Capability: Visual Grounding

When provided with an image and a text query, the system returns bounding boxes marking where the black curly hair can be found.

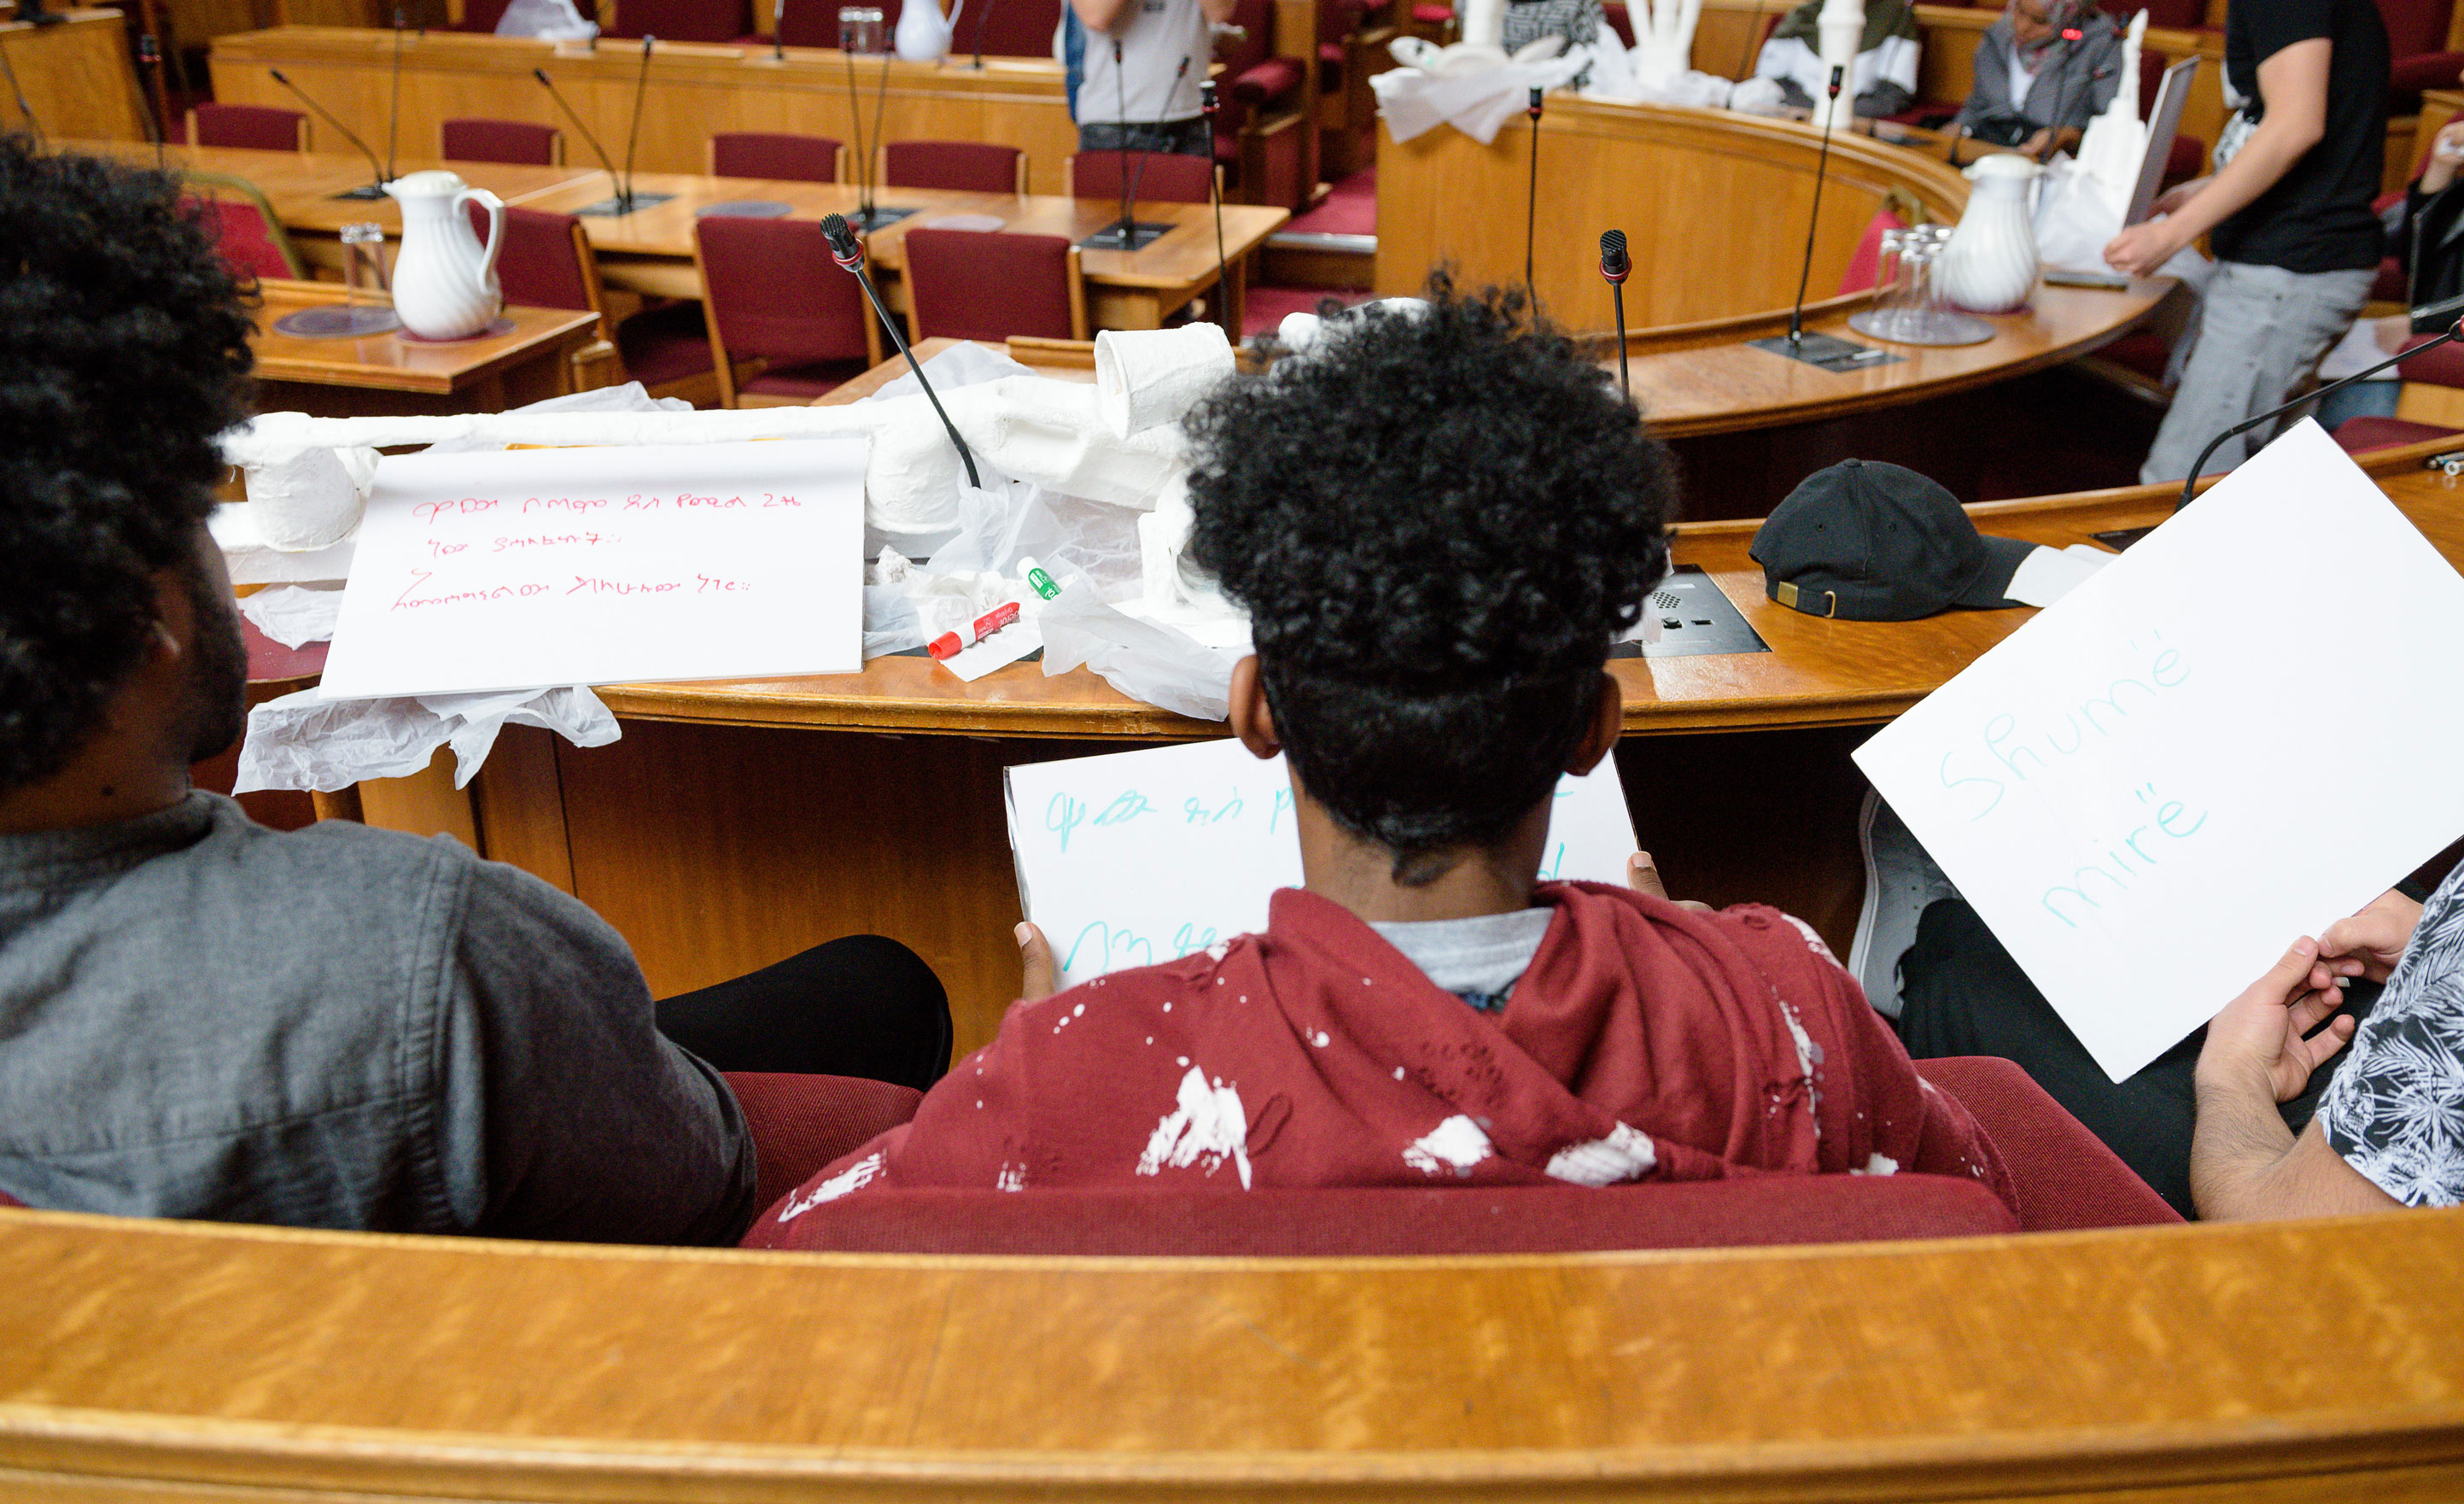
[0,136,255,796]
[1183,280,1674,881]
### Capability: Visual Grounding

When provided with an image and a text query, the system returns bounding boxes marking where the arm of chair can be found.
[721,1072,924,1214]
[1914,1057,2181,1231]
[1232,56,1305,108]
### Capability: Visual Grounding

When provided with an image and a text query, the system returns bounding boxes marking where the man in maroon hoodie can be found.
[747,284,2013,1239]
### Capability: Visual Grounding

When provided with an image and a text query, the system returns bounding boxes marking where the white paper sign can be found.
[1006,737,1640,986]
[1854,422,2464,1081]
[319,440,865,699]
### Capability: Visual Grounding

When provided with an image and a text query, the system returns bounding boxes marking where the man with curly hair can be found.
[0,139,950,1239]
[750,286,2013,1241]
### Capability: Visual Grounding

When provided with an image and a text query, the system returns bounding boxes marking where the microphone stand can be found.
[1524,86,1542,304]
[386,6,406,185]
[1202,79,1230,327]
[137,32,166,167]
[824,211,982,489]
[269,69,389,199]
[971,0,997,69]
[1599,227,1631,400]
[1082,46,1180,251]
[1746,66,1887,370]
[534,61,673,215]
[617,35,653,209]
[2175,318,2464,511]
[0,28,43,146]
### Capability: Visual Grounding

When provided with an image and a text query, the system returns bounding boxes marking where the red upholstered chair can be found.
[902,226,1089,342]
[1212,0,1311,209]
[710,131,846,182]
[2114,0,2203,26]
[184,173,307,282]
[880,140,1028,195]
[2333,414,2461,451]
[0,1190,20,1208]
[775,0,905,46]
[604,0,750,42]
[955,0,1061,56]
[1836,208,1910,296]
[721,1073,923,1213]
[447,0,517,29]
[186,102,308,152]
[693,214,882,406]
[753,1177,2023,1254]
[1912,1057,2180,1231]
[1065,149,1217,204]
[1317,0,1399,178]
[466,202,715,397]
[441,117,564,166]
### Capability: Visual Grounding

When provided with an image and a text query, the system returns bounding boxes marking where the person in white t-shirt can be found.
[1071,0,1235,157]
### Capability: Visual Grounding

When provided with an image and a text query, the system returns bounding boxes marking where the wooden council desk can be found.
[0,8,151,142]
[252,277,602,416]
[329,338,2464,1058]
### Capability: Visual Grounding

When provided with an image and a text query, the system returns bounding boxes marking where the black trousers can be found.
[1896,898,2377,1219]
[1077,118,1213,157]
[654,935,953,1092]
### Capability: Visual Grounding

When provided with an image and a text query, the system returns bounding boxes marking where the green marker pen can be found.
[1019,556,1061,600]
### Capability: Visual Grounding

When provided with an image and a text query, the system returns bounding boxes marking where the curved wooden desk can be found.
[2,1199,2461,1501]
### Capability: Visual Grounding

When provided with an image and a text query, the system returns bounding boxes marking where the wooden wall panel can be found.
[2,9,149,141]
[207,28,1081,192]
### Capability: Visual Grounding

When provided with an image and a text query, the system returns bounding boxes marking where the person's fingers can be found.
[2299,1011,2359,1075]
[1016,921,1059,1001]
[1628,851,1670,899]
[2287,983,2346,1036]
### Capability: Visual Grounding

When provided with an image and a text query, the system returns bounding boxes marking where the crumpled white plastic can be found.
[496,0,597,38]
[235,584,343,648]
[1372,41,1592,144]
[1037,580,1241,722]
[236,685,620,793]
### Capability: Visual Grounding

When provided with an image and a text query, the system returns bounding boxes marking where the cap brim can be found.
[1950,532,2039,610]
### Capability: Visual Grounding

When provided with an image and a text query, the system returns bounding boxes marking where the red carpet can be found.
[1284,167,1377,237]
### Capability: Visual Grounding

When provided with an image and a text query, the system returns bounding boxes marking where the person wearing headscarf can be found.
[1954,0,2126,157]
[1752,0,1923,120]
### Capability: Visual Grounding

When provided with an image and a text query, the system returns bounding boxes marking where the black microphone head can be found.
[1200,79,1218,112]
[819,212,863,267]
[533,66,552,84]
[642,33,656,52]
[268,67,288,83]
[1599,227,1629,282]
[1826,63,1844,97]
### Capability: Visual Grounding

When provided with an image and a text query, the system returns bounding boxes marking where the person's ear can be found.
[1227,655,1281,761]
[144,568,192,669]
[1564,672,1622,776]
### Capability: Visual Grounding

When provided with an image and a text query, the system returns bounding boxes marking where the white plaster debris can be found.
[1543,1122,1658,1187]
[1854,1153,1901,1177]
[1312,1031,1330,1048]
[1136,1066,1254,1188]
[775,1150,885,1221]
[1402,1115,1494,1176]
[996,1162,1027,1191]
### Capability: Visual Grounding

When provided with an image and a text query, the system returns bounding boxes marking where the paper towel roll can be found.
[242,443,377,551]
[956,377,1187,509]
[1094,324,1235,439]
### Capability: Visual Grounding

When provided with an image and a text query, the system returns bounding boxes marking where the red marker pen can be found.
[928,600,1020,660]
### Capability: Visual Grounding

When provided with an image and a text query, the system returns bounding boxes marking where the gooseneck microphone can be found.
[385,6,407,184]
[1786,64,1844,348]
[534,64,671,215]
[1201,79,1231,326]
[269,69,388,199]
[0,30,44,145]
[137,31,172,161]
[970,0,999,69]
[618,35,654,207]
[1524,86,1544,302]
[1599,228,1632,400]
[822,212,981,489]
[2176,315,2464,511]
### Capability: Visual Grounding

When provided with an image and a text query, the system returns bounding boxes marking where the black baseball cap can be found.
[1749,459,2035,621]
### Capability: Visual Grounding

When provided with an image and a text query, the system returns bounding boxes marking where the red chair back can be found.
[777,0,900,43]
[751,1176,2021,1253]
[964,0,1061,56]
[1836,208,1909,296]
[189,103,306,151]
[2113,0,2201,26]
[190,195,295,282]
[1069,150,1213,204]
[2377,0,2449,61]
[0,1191,21,1209]
[468,202,595,313]
[1912,1057,2180,1231]
[712,131,844,182]
[902,227,1077,341]
[449,0,515,27]
[695,215,873,364]
[722,1072,923,1214]
[441,117,561,166]
[604,0,748,42]
[882,139,1023,195]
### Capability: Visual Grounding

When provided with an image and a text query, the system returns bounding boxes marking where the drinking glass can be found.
[838,6,885,52]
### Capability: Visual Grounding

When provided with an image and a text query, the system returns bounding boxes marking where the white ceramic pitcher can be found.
[384,170,505,340]
[894,0,961,61]
[1938,153,2041,314]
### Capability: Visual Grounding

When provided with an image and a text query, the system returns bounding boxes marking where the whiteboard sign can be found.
[1007,737,1639,987]
[320,440,865,699]
[1854,422,2464,1080]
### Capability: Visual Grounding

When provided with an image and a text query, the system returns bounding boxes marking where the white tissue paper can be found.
[236,584,344,648]
[1038,579,1241,721]
[212,503,354,584]
[1094,324,1235,438]
[1371,43,1591,144]
[244,442,378,551]
[2002,542,2116,607]
[236,684,618,793]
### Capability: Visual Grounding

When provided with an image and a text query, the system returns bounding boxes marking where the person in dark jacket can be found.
[1953,0,2125,158]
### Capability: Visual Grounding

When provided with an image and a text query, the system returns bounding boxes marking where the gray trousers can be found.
[2140,260,2378,484]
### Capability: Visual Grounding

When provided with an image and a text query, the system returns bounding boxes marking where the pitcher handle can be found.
[457,187,507,288]
[945,0,963,30]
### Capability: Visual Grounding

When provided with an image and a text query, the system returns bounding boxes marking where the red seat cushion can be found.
[882,140,1023,195]
[2333,414,2461,452]
[190,103,305,152]
[1411,0,1450,20]
[739,359,872,399]
[190,196,295,283]
[1836,207,1909,296]
[722,1073,922,1214]
[903,226,1077,342]
[1232,56,1305,108]
[2389,50,2464,111]
[2401,331,2464,384]
[615,300,715,385]
[752,1176,2021,1254]
[1915,1058,2178,1230]
[696,215,873,367]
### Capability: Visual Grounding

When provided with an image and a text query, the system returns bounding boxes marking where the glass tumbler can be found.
[838,6,885,52]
